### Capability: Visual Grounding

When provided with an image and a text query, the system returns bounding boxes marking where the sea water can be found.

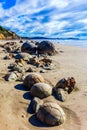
[57,40,87,47]
[34,39,87,48]
[1,39,87,48]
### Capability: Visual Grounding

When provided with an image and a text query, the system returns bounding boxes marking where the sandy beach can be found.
[0,41,87,130]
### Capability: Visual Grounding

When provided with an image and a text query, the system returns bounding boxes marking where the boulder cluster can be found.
[22,72,76,126]
[2,40,76,126]
[3,40,57,82]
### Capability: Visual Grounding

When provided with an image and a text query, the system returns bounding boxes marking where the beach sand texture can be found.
[0,41,87,130]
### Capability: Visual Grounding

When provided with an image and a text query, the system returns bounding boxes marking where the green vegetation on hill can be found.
[0,26,19,39]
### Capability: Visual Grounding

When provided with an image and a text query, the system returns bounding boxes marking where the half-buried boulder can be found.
[23,73,44,90]
[30,82,52,99]
[36,102,66,126]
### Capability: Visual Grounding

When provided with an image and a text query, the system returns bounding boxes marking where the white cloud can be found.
[48,0,69,8]
[60,30,82,37]
[0,0,87,38]
[78,19,87,24]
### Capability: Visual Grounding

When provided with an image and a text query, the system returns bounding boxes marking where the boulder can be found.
[21,41,36,54]
[36,102,66,126]
[55,78,67,90]
[54,77,76,94]
[37,41,56,56]
[30,82,52,99]
[23,73,44,90]
[67,77,76,93]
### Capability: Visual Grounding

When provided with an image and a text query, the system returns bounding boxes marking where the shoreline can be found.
[0,39,87,48]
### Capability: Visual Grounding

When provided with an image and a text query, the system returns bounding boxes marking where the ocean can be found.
[0,39,87,48]
[33,39,87,48]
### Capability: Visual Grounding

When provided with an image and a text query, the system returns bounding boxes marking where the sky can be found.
[0,0,87,39]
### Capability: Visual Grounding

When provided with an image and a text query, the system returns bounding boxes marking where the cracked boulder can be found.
[36,102,66,126]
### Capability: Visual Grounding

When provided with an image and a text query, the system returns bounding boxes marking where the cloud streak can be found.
[0,0,87,39]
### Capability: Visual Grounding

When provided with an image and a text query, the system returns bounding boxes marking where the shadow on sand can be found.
[14,83,27,91]
[23,92,33,100]
[29,114,49,127]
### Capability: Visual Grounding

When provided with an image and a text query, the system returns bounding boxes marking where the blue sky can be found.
[0,0,87,39]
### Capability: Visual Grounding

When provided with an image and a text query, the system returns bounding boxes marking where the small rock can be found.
[26,67,36,72]
[54,77,76,94]
[5,72,18,81]
[30,97,43,113]
[56,88,68,102]
[43,66,53,70]
[13,65,25,73]
[5,72,24,82]
[40,69,46,73]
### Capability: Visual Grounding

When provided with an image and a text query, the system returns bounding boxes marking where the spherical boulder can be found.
[37,41,56,56]
[23,73,44,90]
[36,102,66,126]
[30,82,52,99]
[21,41,36,54]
